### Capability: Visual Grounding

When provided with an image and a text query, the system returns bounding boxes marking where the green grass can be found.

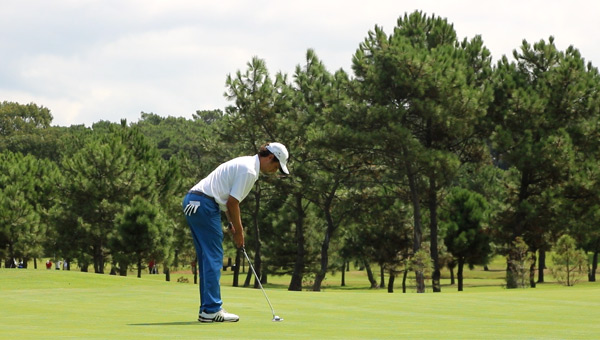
[1,267,600,339]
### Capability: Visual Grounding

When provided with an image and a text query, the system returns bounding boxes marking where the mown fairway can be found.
[1,268,599,340]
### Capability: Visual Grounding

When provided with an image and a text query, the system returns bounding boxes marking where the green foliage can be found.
[410,248,433,289]
[348,10,494,292]
[442,188,491,264]
[112,196,173,277]
[0,101,52,136]
[0,186,39,262]
[289,50,361,291]
[506,237,531,288]
[0,151,60,264]
[551,235,588,286]
[52,123,179,273]
[491,36,600,242]
[441,187,492,290]
[341,192,412,276]
[490,36,600,287]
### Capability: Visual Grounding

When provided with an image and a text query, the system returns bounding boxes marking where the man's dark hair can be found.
[258,143,273,158]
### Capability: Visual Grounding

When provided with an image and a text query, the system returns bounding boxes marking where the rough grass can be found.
[1,265,599,340]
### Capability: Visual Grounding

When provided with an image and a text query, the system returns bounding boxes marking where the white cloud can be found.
[0,0,598,127]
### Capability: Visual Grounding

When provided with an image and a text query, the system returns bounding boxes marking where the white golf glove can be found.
[183,201,201,216]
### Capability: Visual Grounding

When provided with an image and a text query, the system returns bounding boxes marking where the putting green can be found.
[1,269,599,339]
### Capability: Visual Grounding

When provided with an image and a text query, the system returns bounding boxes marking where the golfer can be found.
[183,142,289,323]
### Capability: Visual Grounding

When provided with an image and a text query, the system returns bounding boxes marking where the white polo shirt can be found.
[191,155,260,211]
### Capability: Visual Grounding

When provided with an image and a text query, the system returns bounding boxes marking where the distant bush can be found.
[550,235,587,286]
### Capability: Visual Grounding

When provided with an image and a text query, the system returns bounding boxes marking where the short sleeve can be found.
[229,171,257,202]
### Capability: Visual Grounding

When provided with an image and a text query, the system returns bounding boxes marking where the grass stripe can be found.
[1,269,599,339]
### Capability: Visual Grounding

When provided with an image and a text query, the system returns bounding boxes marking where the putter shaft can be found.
[242,247,277,318]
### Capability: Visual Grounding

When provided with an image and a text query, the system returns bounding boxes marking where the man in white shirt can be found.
[183,142,289,323]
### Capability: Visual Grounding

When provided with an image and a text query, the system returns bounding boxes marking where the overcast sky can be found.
[1,0,598,127]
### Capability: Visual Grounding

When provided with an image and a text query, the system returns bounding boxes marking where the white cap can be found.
[266,142,289,174]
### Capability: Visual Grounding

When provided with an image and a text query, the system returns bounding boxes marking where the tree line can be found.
[1,11,599,292]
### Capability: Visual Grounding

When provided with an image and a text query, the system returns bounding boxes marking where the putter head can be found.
[272,315,283,322]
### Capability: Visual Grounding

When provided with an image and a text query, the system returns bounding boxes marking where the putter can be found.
[242,247,283,322]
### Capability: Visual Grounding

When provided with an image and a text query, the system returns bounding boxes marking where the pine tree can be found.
[551,235,587,286]
[490,37,600,287]
[441,188,492,291]
[348,11,493,292]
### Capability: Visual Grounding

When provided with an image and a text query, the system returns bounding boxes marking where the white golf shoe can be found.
[199,309,240,323]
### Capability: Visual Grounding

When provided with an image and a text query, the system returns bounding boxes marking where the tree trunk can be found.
[341,261,346,287]
[364,259,378,288]
[252,250,262,289]
[173,249,179,269]
[404,149,424,293]
[137,258,142,278]
[388,270,395,293]
[244,265,252,287]
[192,256,198,285]
[589,251,598,282]
[428,174,441,292]
[33,258,37,269]
[242,252,246,273]
[164,266,170,282]
[7,245,14,267]
[119,262,128,276]
[507,172,529,288]
[537,249,546,283]
[506,259,517,289]
[402,269,408,293]
[312,206,337,291]
[457,259,464,291]
[93,244,105,274]
[414,270,425,293]
[529,251,537,288]
[379,264,385,288]
[424,117,441,293]
[289,194,306,291]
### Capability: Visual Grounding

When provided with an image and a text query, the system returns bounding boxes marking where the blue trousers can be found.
[183,192,223,314]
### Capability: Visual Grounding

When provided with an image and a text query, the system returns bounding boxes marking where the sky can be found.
[1,0,598,127]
